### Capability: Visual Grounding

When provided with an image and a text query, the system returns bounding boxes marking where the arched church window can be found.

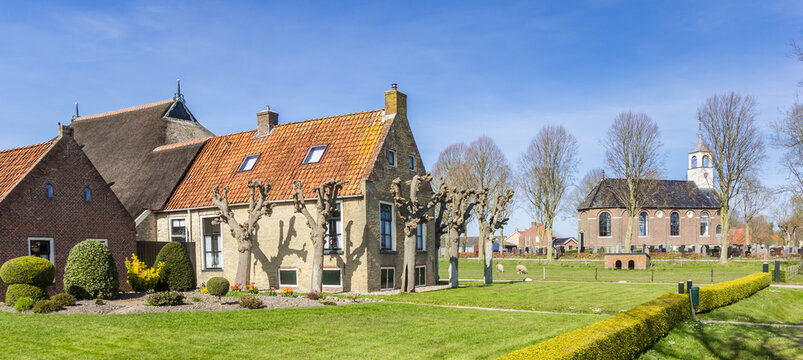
[702,155,709,167]
[700,212,709,236]
[599,212,611,237]
[691,156,698,168]
[670,212,680,236]
[639,212,648,236]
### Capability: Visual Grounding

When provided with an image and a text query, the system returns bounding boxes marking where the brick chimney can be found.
[256,106,278,138]
[58,124,73,138]
[384,83,407,118]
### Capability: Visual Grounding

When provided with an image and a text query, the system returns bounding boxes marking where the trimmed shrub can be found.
[306,291,320,300]
[697,272,770,312]
[51,293,76,307]
[770,269,787,282]
[5,284,49,305]
[125,254,163,292]
[14,297,35,311]
[239,295,263,309]
[206,277,230,298]
[499,293,690,360]
[0,256,56,288]
[146,291,185,306]
[63,240,119,299]
[32,299,62,314]
[154,242,195,291]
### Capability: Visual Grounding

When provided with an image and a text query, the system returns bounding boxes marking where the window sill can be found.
[202,268,223,272]
[324,250,344,255]
[416,250,427,253]
[380,250,397,254]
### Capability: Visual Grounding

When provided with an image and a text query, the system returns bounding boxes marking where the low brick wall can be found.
[604,253,650,270]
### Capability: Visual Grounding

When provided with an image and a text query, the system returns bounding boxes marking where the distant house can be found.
[463,236,505,253]
[552,237,578,250]
[0,126,135,298]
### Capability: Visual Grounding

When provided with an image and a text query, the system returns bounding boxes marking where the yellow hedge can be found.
[498,293,691,360]
[696,272,770,312]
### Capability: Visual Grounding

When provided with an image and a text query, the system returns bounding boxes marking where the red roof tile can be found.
[164,109,390,209]
[0,141,55,202]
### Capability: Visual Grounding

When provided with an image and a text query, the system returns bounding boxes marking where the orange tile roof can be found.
[0,141,55,202]
[164,109,390,209]
[73,99,173,121]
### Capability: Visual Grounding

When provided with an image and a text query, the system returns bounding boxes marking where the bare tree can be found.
[603,112,662,252]
[565,168,605,215]
[291,179,348,292]
[390,173,443,292]
[519,125,578,262]
[775,195,803,248]
[464,136,512,264]
[699,92,765,264]
[476,188,514,283]
[445,187,477,288]
[432,143,470,256]
[737,175,772,246]
[774,103,803,196]
[431,181,450,282]
[211,181,274,285]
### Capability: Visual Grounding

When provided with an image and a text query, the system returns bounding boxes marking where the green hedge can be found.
[63,240,119,299]
[697,272,770,312]
[0,256,55,288]
[770,269,787,282]
[206,277,229,297]
[154,242,195,291]
[499,293,691,360]
[5,284,49,305]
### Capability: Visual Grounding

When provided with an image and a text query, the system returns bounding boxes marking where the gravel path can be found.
[387,301,607,316]
[699,320,803,328]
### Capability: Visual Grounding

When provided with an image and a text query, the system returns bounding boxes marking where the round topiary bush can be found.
[63,240,119,299]
[206,277,229,298]
[154,242,195,291]
[5,284,49,305]
[0,256,55,288]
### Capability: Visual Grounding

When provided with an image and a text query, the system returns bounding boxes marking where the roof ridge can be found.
[152,137,212,152]
[0,140,56,154]
[208,109,385,139]
[73,99,174,121]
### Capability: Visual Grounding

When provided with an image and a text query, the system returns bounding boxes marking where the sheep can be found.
[496,264,504,273]
[516,264,528,274]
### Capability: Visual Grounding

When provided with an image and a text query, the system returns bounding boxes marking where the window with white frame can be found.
[387,150,396,167]
[87,238,108,246]
[322,268,342,287]
[639,212,648,237]
[415,265,426,287]
[408,155,415,170]
[416,223,426,251]
[380,267,395,290]
[303,145,327,164]
[279,268,298,287]
[380,202,394,251]
[28,238,54,263]
[238,154,260,172]
[203,217,222,270]
[326,202,342,252]
[170,218,187,242]
[700,212,709,236]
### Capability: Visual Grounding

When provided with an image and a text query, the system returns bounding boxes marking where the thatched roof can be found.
[70,99,213,216]
[578,178,720,211]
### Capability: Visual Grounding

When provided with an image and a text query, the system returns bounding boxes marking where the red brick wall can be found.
[0,135,135,299]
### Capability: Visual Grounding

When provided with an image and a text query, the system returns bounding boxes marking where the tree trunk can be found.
[236,248,251,286]
[403,233,417,292]
[745,223,751,246]
[449,229,459,288]
[478,222,485,262]
[624,212,634,252]
[311,239,324,292]
[482,227,493,284]
[545,227,553,263]
[720,208,730,264]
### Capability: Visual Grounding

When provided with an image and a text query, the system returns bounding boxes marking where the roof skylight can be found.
[303,145,327,164]
[238,154,260,172]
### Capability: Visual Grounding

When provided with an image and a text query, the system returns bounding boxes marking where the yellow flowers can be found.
[124,254,164,292]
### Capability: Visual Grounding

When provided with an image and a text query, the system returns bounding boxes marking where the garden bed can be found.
[0,291,380,315]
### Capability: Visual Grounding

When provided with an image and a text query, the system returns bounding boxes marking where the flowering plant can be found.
[267,287,278,296]
[247,282,259,294]
[281,288,295,297]
[231,283,242,292]
[124,254,164,292]
[199,282,208,294]
[307,290,326,300]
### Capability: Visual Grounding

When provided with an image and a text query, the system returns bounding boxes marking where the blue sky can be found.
[0,1,801,236]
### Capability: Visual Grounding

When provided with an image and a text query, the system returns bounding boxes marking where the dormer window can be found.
[388,150,396,167]
[238,154,260,172]
[303,145,326,164]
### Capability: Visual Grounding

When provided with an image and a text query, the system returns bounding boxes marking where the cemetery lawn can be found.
[699,287,803,324]
[0,302,599,359]
[376,281,673,315]
[439,258,787,284]
[639,321,802,359]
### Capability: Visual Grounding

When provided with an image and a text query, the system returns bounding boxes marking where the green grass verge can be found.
[0,303,599,359]
[700,287,803,324]
[639,320,802,359]
[439,258,787,284]
[375,281,673,314]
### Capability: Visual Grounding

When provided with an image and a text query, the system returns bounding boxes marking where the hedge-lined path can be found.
[699,320,803,328]
[386,301,610,316]
[770,284,803,289]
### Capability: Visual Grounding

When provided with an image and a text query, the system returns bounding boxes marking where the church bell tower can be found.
[687,124,714,189]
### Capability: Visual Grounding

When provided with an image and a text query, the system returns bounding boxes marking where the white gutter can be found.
[156,194,366,213]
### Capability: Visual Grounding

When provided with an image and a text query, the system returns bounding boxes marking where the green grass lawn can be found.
[439,258,787,284]
[639,321,802,359]
[0,303,599,359]
[700,287,803,324]
[376,281,674,315]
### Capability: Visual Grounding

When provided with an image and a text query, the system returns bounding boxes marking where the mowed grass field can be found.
[0,302,599,360]
[377,281,674,314]
[700,287,803,324]
[439,258,797,284]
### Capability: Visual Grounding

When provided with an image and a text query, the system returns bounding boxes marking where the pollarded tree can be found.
[211,181,274,286]
[291,178,348,292]
[699,92,765,264]
[390,172,443,292]
[603,112,662,252]
[476,188,515,284]
[446,187,477,288]
[433,143,470,253]
[431,181,449,282]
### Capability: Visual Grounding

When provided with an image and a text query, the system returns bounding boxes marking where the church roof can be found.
[578,178,720,211]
